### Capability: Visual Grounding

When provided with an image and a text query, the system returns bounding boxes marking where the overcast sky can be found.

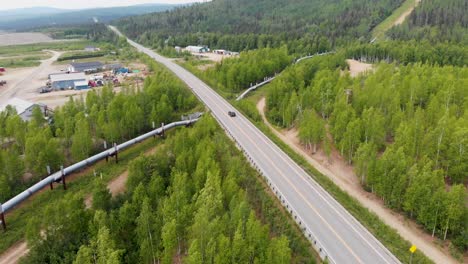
[0,0,204,11]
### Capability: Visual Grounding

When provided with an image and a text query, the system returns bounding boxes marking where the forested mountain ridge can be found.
[387,0,468,43]
[116,0,405,51]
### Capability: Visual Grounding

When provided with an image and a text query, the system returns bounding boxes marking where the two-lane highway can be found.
[110,26,401,264]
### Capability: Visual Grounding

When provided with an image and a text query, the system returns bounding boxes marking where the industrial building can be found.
[0,98,47,122]
[68,61,103,73]
[49,72,86,90]
[185,46,210,53]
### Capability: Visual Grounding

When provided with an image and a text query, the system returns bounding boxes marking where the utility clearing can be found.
[371,0,422,40]
[85,145,161,208]
[346,59,373,77]
[1,143,162,263]
[256,97,458,264]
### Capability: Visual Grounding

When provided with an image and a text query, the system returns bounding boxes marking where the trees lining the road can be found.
[203,47,291,92]
[264,54,468,250]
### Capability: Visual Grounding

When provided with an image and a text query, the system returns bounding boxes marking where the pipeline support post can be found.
[114,143,119,164]
[47,165,53,190]
[0,203,6,231]
[160,123,165,138]
[61,166,67,190]
[104,141,109,162]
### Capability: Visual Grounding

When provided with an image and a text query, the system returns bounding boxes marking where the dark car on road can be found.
[228,111,236,117]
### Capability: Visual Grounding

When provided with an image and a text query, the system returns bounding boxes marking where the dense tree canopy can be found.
[387,0,468,44]
[117,0,405,51]
[21,117,315,263]
[264,55,468,250]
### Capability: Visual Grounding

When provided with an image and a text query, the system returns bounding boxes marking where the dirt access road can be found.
[394,0,422,26]
[0,241,28,264]
[256,97,458,264]
[0,50,64,106]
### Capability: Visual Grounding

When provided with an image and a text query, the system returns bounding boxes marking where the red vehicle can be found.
[0,67,5,72]
[88,80,97,87]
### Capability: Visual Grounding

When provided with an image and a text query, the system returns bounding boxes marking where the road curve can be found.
[110,26,401,264]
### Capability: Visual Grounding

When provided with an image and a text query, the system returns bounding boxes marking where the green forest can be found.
[1,0,467,262]
[204,47,291,92]
[192,45,468,251]
[264,55,468,250]
[387,0,467,44]
[21,116,315,263]
[142,0,468,255]
[117,0,405,51]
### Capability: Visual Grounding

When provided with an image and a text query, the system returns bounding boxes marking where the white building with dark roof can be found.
[186,46,210,53]
[0,98,47,121]
[68,61,104,73]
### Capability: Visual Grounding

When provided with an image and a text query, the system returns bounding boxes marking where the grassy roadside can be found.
[177,62,433,264]
[0,41,97,57]
[0,56,46,68]
[371,0,419,40]
[0,135,165,253]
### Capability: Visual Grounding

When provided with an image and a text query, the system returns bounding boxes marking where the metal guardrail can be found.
[210,110,335,264]
[0,118,199,229]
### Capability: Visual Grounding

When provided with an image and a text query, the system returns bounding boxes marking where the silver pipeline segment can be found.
[235,52,334,101]
[1,119,199,215]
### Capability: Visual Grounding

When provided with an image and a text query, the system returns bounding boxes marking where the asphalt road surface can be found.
[110,26,401,264]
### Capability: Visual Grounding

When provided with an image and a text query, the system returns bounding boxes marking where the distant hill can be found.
[0,7,69,23]
[0,4,181,30]
[116,0,405,51]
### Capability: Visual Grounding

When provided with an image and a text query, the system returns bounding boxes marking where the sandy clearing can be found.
[394,0,422,26]
[0,241,28,264]
[85,144,161,208]
[346,59,373,77]
[256,97,458,264]
[190,52,237,63]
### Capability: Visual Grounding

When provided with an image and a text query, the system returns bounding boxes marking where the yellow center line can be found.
[127,40,396,263]
[192,75,394,263]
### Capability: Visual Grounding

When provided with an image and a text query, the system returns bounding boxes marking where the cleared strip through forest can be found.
[371,0,421,41]
[0,119,199,225]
